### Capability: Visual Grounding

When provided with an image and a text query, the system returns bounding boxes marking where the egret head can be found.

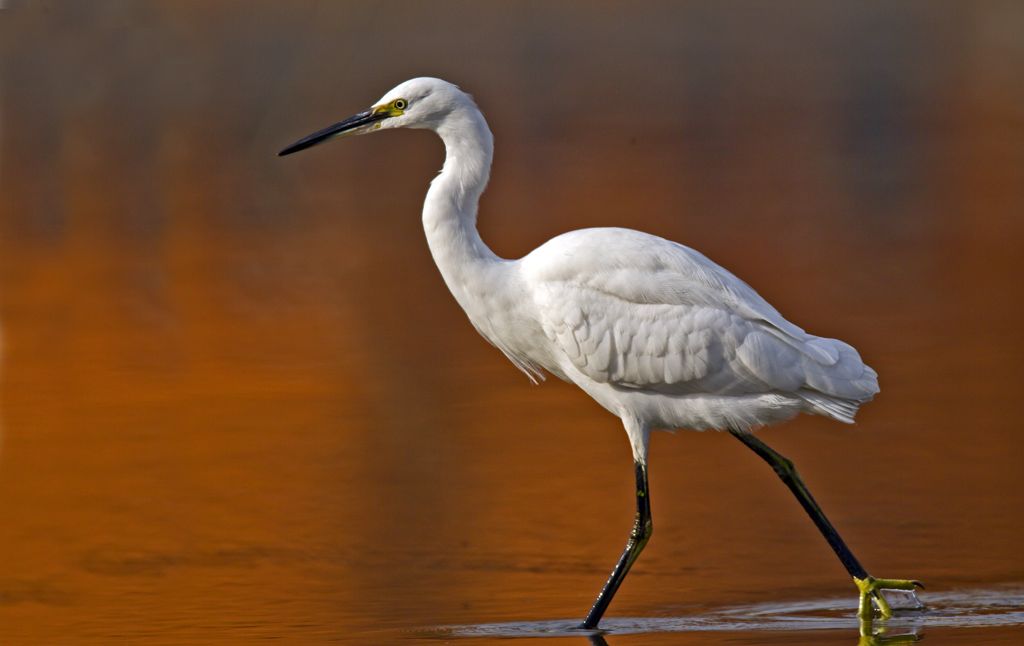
[278,77,472,156]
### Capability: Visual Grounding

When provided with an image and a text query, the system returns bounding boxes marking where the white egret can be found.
[279,77,922,628]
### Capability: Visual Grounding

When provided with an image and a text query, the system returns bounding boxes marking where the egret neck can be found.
[422,102,501,296]
[420,101,526,353]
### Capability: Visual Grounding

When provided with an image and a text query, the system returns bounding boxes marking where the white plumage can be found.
[279,77,911,628]
[312,77,878,464]
[520,226,878,459]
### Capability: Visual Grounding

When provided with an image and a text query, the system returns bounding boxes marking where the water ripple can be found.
[435,586,1024,638]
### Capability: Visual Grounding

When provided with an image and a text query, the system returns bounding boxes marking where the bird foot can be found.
[854,575,925,619]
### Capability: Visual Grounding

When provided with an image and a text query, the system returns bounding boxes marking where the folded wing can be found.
[523,228,879,420]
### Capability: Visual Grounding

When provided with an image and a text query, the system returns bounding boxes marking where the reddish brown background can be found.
[1,2,1023,644]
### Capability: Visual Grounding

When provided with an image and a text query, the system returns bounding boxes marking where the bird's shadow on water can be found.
[425,587,1024,643]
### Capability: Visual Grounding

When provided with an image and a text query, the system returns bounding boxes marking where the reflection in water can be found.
[858,622,921,646]
[442,587,1024,642]
[1,2,1023,644]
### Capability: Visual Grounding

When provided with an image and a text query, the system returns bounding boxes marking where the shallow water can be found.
[438,587,1024,638]
[2,2,1024,644]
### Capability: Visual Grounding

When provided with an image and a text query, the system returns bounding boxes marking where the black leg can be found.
[729,429,924,618]
[728,428,868,579]
[580,461,652,630]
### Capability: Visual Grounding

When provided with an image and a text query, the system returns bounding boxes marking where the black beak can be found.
[278,109,389,157]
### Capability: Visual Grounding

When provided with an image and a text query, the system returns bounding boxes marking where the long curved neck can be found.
[423,104,503,303]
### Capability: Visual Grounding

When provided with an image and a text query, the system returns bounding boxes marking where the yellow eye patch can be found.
[371,98,408,119]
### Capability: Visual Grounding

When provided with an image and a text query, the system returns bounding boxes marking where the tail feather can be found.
[799,390,866,424]
[796,336,879,424]
[737,321,880,425]
[800,338,876,394]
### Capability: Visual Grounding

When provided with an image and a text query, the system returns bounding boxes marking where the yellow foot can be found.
[854,575,925,619]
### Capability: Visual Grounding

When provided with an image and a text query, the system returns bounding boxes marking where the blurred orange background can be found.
[1,2,1022,644]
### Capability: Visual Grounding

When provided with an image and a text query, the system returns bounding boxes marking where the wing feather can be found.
[524,228,879,405]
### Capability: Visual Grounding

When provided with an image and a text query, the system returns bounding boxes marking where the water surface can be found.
[1,2,1023,644]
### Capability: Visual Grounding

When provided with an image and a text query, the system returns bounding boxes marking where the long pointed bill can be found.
[278,109,389,156]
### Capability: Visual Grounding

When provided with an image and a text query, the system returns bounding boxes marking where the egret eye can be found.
[393,99,408,110]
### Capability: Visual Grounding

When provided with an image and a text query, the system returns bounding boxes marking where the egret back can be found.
[519,227,879,428]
